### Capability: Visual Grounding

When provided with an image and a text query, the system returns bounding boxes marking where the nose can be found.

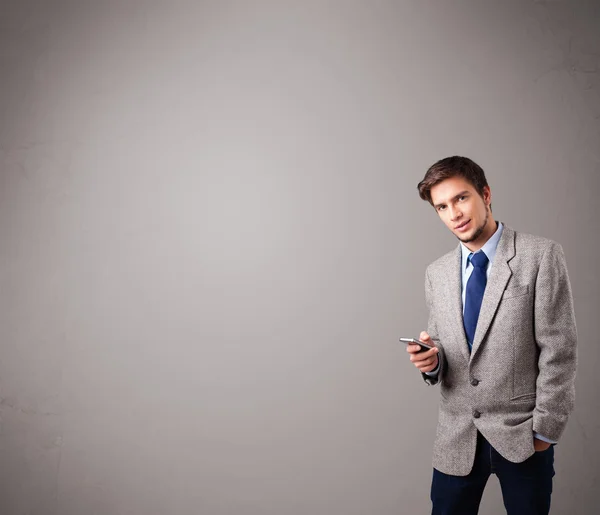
[449,205,462,221]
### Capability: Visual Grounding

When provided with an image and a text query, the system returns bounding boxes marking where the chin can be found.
[457,229,477,243]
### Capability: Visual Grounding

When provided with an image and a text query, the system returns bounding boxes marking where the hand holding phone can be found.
[402,331,439,373]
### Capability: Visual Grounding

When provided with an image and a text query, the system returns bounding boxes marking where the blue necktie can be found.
[463,251,489,351]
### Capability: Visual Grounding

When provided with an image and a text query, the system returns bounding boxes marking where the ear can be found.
[482,185,492,206]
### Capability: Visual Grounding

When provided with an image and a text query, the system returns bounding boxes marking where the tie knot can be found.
[470,251,489,269]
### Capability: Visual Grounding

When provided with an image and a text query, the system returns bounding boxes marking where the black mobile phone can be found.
[399,337,434,353]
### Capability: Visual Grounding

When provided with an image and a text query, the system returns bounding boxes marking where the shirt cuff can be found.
[533,432,557,444]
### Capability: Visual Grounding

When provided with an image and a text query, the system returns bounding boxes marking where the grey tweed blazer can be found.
[422,225,577,476]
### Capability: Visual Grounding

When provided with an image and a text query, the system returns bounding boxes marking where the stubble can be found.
[457,208,489,244]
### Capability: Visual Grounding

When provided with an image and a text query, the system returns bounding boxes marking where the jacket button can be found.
[471,378,479,386]
[473,410,481,418]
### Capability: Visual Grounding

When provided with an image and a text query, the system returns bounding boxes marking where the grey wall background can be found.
[0,1,598,514]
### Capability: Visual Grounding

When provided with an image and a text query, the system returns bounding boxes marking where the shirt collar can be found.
[461,221,504,271]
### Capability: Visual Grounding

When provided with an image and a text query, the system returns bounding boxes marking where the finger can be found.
[413,347,438,361]
[410,347,438,362]
[406,344,422,354]
[416,356,437,370]
[415,354,435,368]
[420,331,431,342]
[423,347,439,358]
[410,350,431,362]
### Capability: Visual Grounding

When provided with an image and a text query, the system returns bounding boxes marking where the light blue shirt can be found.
[425,221,555,443]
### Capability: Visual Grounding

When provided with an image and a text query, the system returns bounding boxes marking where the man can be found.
[406,156,577,514]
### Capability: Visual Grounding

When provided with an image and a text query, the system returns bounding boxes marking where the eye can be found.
[458,195,467,201]
[437,205,446,212]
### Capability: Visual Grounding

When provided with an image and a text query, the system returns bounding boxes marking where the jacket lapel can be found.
[447,245,471,363]
[470,226,516,359]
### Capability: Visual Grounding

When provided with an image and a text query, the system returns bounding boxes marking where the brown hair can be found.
[417,156,489,205]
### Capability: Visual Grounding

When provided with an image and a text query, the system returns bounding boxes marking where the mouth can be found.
[455,220,471,232]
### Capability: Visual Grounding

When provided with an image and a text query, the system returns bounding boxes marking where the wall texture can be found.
[1,1,598,514]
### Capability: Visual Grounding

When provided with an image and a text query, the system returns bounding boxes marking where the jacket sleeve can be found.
[532,242,577,441]
[422,267,446,386]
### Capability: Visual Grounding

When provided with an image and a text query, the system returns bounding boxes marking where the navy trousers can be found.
[431,432,555,515]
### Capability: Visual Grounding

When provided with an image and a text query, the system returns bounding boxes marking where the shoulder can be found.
[508,227,568,275]
[425,246,458,279]
[512,228,563,257]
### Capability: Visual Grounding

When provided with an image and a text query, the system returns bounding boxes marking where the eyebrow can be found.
[433,190,470,209]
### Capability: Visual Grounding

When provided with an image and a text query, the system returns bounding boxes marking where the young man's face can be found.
[429,176,495,250]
